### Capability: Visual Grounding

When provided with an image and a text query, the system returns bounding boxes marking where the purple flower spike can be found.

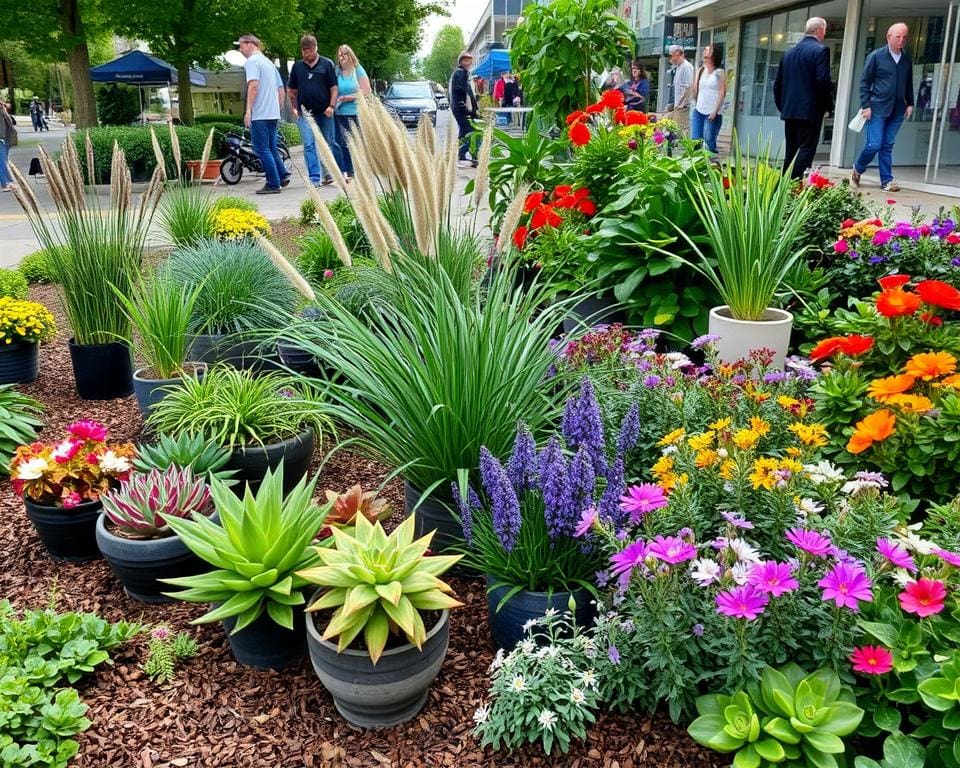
[647,534,697,565]
[562,378,607,475]
[608,645,621,664]
[451,482,481,546]
[506,424,538,494]
[747,561,799,597]
[479,447,521,552]
[818,561,873,611]
[538,437,569,539]
[876,538,917,572]
[616,403,641,456]
[563,445,596,537]
[786,527,833,557]
[597,458,626,526]
[716,584,769,620]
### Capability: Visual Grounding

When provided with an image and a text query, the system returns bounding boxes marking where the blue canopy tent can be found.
[90,50,207,123]
[471,49,512,80]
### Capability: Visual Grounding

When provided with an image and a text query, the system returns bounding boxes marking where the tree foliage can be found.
[506,0,633,127]
[421,24,464,87]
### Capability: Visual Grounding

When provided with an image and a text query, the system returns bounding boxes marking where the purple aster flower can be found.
[716,584,769,620]
[785,356,819,381]
[692,623,704,636]
[562,378,607,475]
[608,645,621,664]
[854,471,888,488]
[890,242,902,253]
[479,447,521,552]
[848,250,860,260]
[732,374,748,385]
[643,374,662,388]
[748,561,800,597]
[506,425,538,494]
[616,404,640,456]
[619,483,668,524]
[818,561,873,611]
[786,527,833,557]
[538,437,569,540]
[678,527,694,542]
[721,511,754,529]
[877,538,917,572]
[574,506,599,538]
[664,376,676,387]
[691,333,721,350]
[933,548,960,568]
[610,540,650,577]
[869,255,888,265]
[763,370,789,384]
[451,482,482,546]
[952,257,960,267]
[595,569,611,588]
[647,534,697,565]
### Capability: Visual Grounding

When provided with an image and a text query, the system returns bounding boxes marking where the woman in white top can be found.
[690,44,726,153]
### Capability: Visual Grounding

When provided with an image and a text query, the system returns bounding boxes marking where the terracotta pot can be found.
[186,159,222,182]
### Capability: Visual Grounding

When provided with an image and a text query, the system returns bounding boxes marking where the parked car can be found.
[382,81,438,127]
[431,82,449,110]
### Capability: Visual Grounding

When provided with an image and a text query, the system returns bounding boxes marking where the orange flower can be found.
[846,410,897,454]
[885,394,935,413]
[867,373,916,401]
[569,121,591,146]
[810,337,846,362]
[876,288,921,318]
[840,334,874,356]
[600,89,625,109]
[905,351,957,380]
[917,280,960,311]
[940,373,960,389]
[878,274,911,290]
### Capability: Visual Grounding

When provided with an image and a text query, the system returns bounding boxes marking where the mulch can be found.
[1,284,726,768]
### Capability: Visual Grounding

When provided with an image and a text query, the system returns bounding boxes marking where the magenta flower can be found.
[716,584,769,620]
[748,561,799,597]
[933,548,960,568]
[850,645,894,675]
[574,506,598,538]
[62,491,83,509]
[872,229,894,246]
[619,483,668,523]
[899,578,947,617]
[876,538,917,572]
[786,527,833,557]
[66,419,108,442]
[818,561,873,611]
[610,540,649,577]
[648,535,698,565]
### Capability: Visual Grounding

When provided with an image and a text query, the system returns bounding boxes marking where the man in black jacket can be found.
[449,51,479,168]
[851,22,914,192]
[774,17,832,179]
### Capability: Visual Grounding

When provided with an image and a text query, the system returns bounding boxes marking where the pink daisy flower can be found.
[899,579,947,617]
[716,584,769,620]
[747,561,799,597]
[610,541,650,578]
[850,645,893,675]
[647,535,697,565]
[876,538,917,572]
[818,561,873,611]
[574,506,598,538]
[66,419,108,442]
[786,527,833,557]
[933,548,960,568]
[619,483,668,523]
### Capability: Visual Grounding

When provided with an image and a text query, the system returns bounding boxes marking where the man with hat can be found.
[236,33,290,194]
[449,51,480,168]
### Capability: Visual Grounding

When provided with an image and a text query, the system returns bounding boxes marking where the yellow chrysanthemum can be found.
[652,454,675,479]
[657,427,686,447]
[732,429,760,451]
[708,417,732,432]
[788,422,829,447]
[885,393,935,413]
[777,395,800,410]
[695,448,719,468]
[687,431,716,451]
[750,417,771,437]
[786,446,804,458]
[719,459,737,480]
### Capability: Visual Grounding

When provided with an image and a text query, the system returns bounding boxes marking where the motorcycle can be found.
[219,129,291,185]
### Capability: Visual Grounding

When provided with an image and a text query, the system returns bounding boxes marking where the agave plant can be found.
[162,466,329,632]
[323,484,391,527]
[133,432,234,483]
[298,514,462,664]
[101,467,213,539]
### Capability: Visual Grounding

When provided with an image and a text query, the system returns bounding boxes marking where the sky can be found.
[418,0,482,59]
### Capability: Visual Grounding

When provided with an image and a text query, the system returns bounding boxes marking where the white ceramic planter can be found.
[708,306,793,370]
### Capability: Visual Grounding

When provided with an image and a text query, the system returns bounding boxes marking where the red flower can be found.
[917,279,960,311]
[600,89,625,109]
[513,225,529,250]
[876,288,921,318]
[530,204,562,229]
[840,334,874,356]
[555,195,577,209]
[886,198,897,204]
[834,239,848,254]
[850,646,893,675]
[921,312,944,327]
[722,176,732,190]
[899,578,947,617]
[878,274,911,290]
[585,103,605,114]
[572,188,591,202]
[569,122,591,146]
[872,219,884,227]
[553,184,572,198]
[841,218,856,228]
[566,110,588,125]
[810,337,846,362]
[523,191,546,212]
[947,233,960,245]
[624,110,647,126]
[612,106,627,125]
[577,199,597,216]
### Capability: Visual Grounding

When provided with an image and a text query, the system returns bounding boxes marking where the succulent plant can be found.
[323,484,390,527]
[133,432,234,483]
[101,467,213,539]
[298,514,463,664]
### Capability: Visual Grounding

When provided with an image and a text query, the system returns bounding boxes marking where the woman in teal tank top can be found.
[334,44,372,178]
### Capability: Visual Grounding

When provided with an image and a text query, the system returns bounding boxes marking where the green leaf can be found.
[804,729,845,754]
[265,601,293,630]
[689,714,743,752]
[872,705,902,732]
[732,744,762,768]
[882,732,927,768]
[763,717,802,744]
[753,738,786,762]
[819,702,864,737]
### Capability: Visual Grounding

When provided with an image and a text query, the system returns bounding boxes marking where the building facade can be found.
[625,0,960,191]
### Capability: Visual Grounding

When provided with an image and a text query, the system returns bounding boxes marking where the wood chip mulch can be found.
[1,285,726,768]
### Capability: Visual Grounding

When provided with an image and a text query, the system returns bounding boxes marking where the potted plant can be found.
[145,366,329,495]
[665,142,815,369]
[161,466,329,669]
[156,184,216,248]
[133,431,235,484]
[298,514,463,728]
[9,419,135,561]
[0,296,56,384]
[96,466,214,602]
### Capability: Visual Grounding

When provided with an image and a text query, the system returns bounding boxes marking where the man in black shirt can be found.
[288,35,342,185]
[449,51,479,167]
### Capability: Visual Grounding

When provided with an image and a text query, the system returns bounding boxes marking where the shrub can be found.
[297,231,342,283]
[212,196,258,214]
[16,248,58,284]
[70,126,211,182]
[279,121,302,147]
[0,267,28,299]
[157,186,216,247]
[96,83,141,126]
[133,432,235,484]
[211,208,270,240]
[0,385,43,476]
[790,175,869,259]
[193,113,241,125]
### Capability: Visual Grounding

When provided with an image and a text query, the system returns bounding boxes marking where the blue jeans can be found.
[250,119,288,189]
[335,114,358,175]
[691,109,722,153]
[854,111,905,185]
[298,113,341,183]
[0,140,9,186]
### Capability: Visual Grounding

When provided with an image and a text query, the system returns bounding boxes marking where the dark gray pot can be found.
[187,333,282,373]
[225,428,315,496]
[23,496,102,562]
[561,294,626,334]
[222,604,307,670]
[306,602,449,729]
[486,576,597,651]
[403,482,462,553]
[132,363,206,418]
[95,513,206,603]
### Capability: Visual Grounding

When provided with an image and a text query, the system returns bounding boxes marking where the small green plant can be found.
[133,432,234,482]
[157,185,216,247]
[142,626,198,684]
[212,196,257,214]
[297,231,343,284]
[0,385,43,475]
[100,467,213,539]
[0,267,29,299]
[17,249,59,284]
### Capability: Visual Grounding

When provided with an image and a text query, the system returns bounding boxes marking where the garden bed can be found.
[0,285,723,767]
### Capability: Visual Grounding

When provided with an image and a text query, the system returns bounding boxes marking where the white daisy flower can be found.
[729,538,761,564]
[690,558,721,586]
[15,456,50,480]
[581,669,597,688]
[510,674,526,692]
[473,703,490,724]
[731,561,752,586]
[571,688,586,706]
[98,450,131,474]
[537,709,557,730]
[794,497,824,519]
[804,461,844,485]
[489,648,505,672]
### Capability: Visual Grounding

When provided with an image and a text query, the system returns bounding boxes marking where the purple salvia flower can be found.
[616,403,640,456]
[562,445,596,538]
[506,424,538,494]
[562,378,607,475]
[597,457,626,527]
[538,437,569,539]
[479,447,521,552]
[451,482,477,546]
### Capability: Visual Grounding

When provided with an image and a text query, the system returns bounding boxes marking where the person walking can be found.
[0,102,17,191]
[851,22,914,192]
[450,51,479,168]
[334,43,371,180]
[29,98,42,132]
[774,17,833,179]
[690,44,726,153]
[288,35,341,187]
[237,34,290,194]
[666,45,695,135]
[493,72,506,105]
[621,62,650,112]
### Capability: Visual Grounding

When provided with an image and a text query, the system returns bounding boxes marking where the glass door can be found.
[926,0,960,183]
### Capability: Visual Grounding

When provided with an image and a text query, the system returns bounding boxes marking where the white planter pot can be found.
[708,306,793,370]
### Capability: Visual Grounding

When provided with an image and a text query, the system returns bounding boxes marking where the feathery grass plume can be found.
[411,149,439,257]
[443,113,458,215]
[149,126,167,181]
[168,121,182,179]
[352,185,393,271]
[57,139,84,212]
[472,120,494,207]
[198,128,215,183]
[416,114,436,158]
[296,166,352,267]
[302,110,347,191]
[84,131,96,186]
[110,141,123,209]
[254,233,317,301]
[39,147,71,213]
[380,113,413,189]
[136,166,165,226]
[9,163,41,218]
[496,182,530,255]
[344,132,380,209]
[355,96,392,183]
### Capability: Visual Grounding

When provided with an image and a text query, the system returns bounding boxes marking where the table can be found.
[483,107,535,135]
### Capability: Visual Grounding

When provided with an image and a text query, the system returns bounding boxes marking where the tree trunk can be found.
[58,0,97,127]
[176,60,194,125]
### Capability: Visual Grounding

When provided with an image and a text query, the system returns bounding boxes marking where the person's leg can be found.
[297,116,322,185]
[336,115,355,176]
[0,141,10,187]
[251,119,281,189]
[783,119,799,176]
[269,123,288,182]
[704,114,721,153]
[879,112,905,186]
[690,109,705,142]
[793,119,822,180]
[453,109,472,161]
[854,114,885,175]
[319,114,343,177]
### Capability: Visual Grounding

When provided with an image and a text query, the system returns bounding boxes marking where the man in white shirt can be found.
[667,45,695,135]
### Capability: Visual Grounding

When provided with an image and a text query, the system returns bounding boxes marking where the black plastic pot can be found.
[132,363,206,419]
[95,514,206,602]
[221,605,307,669]
[561,295,627,335]
[225,428,315,496]
[23,496,103,562]
[187,333,283,373]
[403,482,464,555]
[67,338,133,400]
[0,342,40,384]
[486,577,597,651]
[276,339,323,378]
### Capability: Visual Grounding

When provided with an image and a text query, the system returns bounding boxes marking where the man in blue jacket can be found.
[851,22,914,192]
[774,17,833,179]
[450,51,480,168]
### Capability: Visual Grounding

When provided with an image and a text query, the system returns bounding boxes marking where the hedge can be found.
[69,126,216,183]
[193,113,241,125]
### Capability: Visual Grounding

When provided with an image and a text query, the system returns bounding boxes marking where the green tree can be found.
[421,24,463,87]
[506,0,634,126]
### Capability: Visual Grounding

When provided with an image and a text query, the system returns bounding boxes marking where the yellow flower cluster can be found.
[212,208,271,240]
[748,457,805,491]
[787,422,829,447]
[839,218,881,240]
[0,297,56,345]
